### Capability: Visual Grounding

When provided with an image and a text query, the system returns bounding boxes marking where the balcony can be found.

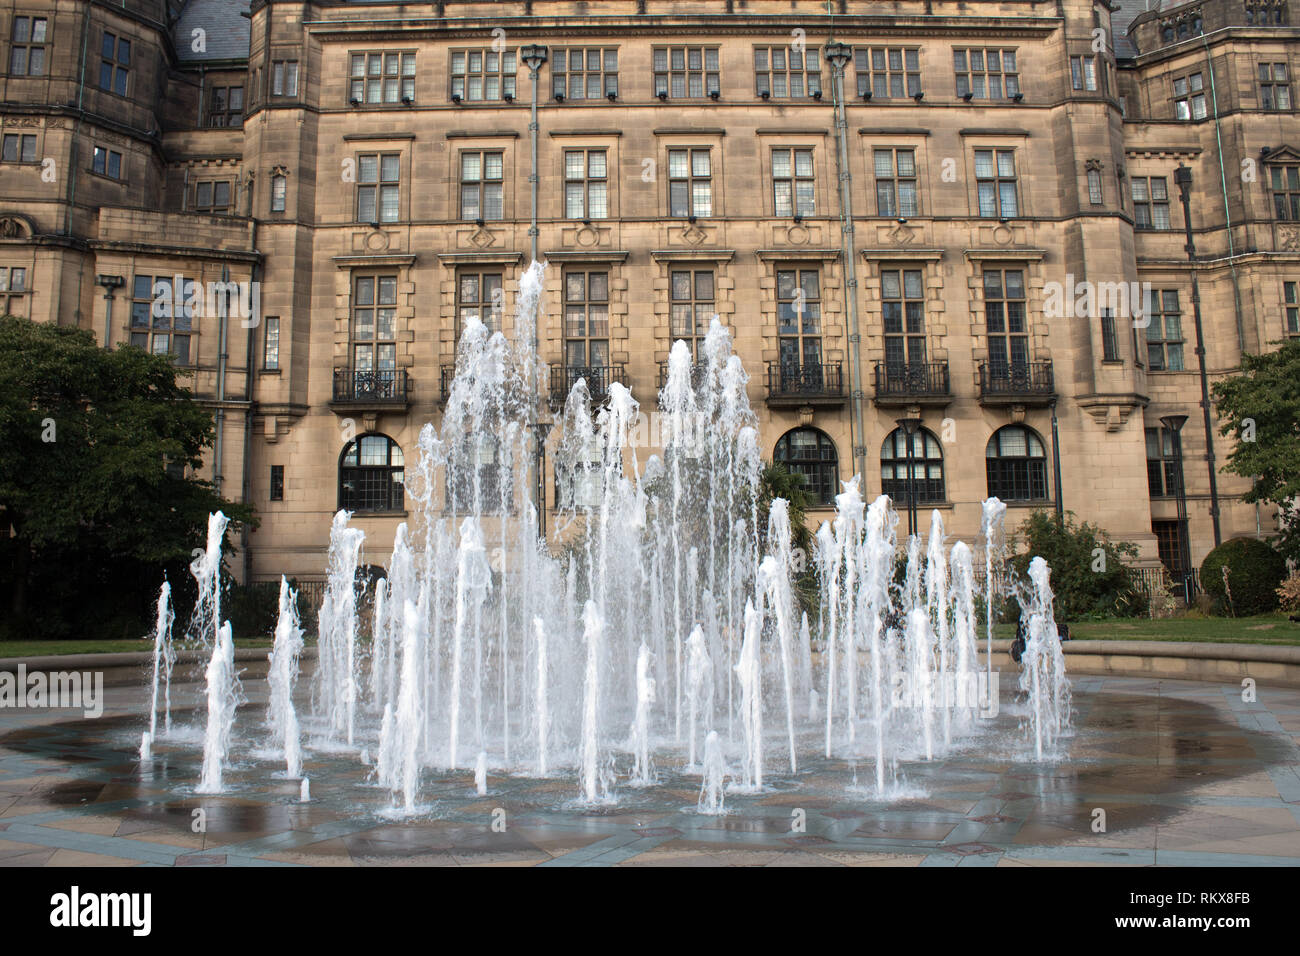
[439,364,455,404]
[765,361,845,408]
[977,360,1055,406]
[550,364,628,407]
[657,360,711,394]
[873,361,951,407]
[330,367,411,411]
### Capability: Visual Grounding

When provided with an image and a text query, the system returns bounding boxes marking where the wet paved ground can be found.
[2,674,1299,866]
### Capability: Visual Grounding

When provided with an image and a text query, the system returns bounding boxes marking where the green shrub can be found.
[1200,537,1286,616]
[1010,510,1141,621]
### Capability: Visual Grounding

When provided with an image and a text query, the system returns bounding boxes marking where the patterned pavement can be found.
[2,673,1299,867]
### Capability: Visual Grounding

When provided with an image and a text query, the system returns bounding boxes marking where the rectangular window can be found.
[99,31,130,95]
[954,48,1019,99]
[206,86,244,127]
[553,48,618,100]
[129,274,193,365]
[874,148,918,217]
[1173,72,1207,120]
[1284,281,1298,336]
[0,266,28,316]
[1146,289,1185,371]
[754,45,822,98]
[1131,176,1171,229]
[563,270,610,369]
[1070,55,1098,91]
[263,316,280,370]
[776,268,822,368]
[450,48,516,102]
[772,148,815,217]
[270,174,287,213]
[974,148,1018,217]
[1259,62,1291,110]
[457,270,503,336]
[1145,426,1183,498]
[349,51,416,105]
[564,149,608,219]
[351,276,397,379]
[855,47,920,99]
[1101,308,1120,361]
[2,133,37,163]
[1270,164,1300,220]
[654,46,720,98]
[270,465,284,502]
[669,268,715,360]
[460,150,504,220]
[1152,520,1189,578]
[9,16,48,76]
[983,268,1028,370]
[668,148,712,217]
[1087,167,1104,204]
[272,60,298,97]
[881,268,926,368]
[357,153,401,223]
[193,180,233,214]
[91,145,123,179]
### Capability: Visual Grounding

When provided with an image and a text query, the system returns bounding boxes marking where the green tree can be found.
[1010,510,1141,620]
[757,460,818,616]
[1212,338,1300,506]
[0,317,253,638]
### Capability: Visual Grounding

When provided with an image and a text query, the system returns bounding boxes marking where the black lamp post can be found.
[1160,414,1193,599]
[896,416,922,536]
[1173,164,1222,549]
[529,420,553,541]
[521,43,549,540]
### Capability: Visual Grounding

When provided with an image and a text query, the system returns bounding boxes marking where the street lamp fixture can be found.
[896,416,922,537]
[520,44,549,73]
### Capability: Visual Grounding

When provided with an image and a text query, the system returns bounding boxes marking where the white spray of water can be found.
[267,576,304,778]
[196,622,239,794]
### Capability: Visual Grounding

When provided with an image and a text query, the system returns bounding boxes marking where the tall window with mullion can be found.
[564,150,608,219]
[460,151,504,220]
[1145,289,1184,370]
[670,269,715,359]
[772,148,814,217]
[975,148,1018,217]
[668,148,712,217]
[954,48,1019,99]
[99,31,130,95]
[1270,163,1300,220]
[194,180,233,214]
[2,134,37,163]
[654,46,720,98]
[881,428,945,504]
[91,145,122,179]
[983,268,1028,372]
[856,48,920,98]
[0,267,28,315]
[563,270,610,370]
[1259,63,1292,110]
[339,434,404,513]
[1145,425,1183,498]
[1286,281,1299,336]
[350,52,416,105]
[457,271,503,337]
[874,148,918,217]
[881,268,926,368]
[450,49,516,101]
[356,153,400,223]
[774,428,838,507]
[1173,73,1206,119]
[1131,176,1170,229]
[207,86,243,127]
[754,45,821,98]
[777,268,822,371]
[129,275,193,365]
[553,48,618,99]
[10,16,48,76]
[351,276,398,396]
[986,425,1048,502]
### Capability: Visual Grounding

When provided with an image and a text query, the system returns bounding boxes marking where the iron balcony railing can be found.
[977,360,1055,398]
[766,361,844,401]
[873,361,951,399]
[332,367,410,403]
[550,364,627,405]
[440,364,455,402]
[657,360,711,392]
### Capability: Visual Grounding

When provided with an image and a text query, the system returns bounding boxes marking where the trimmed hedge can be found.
[1200,537,1286,616]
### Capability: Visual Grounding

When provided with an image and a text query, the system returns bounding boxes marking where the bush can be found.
[1200,537,1286,616]
[1009,510,1141,621]
[1276,572,1300,614]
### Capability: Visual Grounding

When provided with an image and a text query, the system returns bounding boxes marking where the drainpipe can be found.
[1201,34,1247,353]
[214,265,230,498]
[243,218,261,582]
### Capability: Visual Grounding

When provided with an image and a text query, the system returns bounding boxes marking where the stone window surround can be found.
[332,254,417,382]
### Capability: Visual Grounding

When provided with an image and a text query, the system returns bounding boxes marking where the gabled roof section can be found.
[173,0,251,64]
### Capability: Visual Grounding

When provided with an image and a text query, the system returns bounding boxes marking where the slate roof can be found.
[173,0,251,63]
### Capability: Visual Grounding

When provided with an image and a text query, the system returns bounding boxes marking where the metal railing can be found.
[977,360,1054,398]
[332,367,410,403]
[873,361,951,399]
[657,360,711,392]
[766,361,844,400]
[550,364,627,405]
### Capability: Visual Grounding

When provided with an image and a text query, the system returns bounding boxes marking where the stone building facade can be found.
[2,0,1296,588]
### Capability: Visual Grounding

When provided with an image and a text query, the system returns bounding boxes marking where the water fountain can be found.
[267,576,304,778]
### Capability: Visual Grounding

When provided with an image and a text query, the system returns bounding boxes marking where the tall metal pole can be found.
[522,45,548,540]
[1174,165,1223,548]
[1162,414,1192,600]
[1050,398,1064,517]
[826,42,868,487]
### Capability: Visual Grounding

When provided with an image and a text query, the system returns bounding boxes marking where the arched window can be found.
[985,425,1048,502]
[339,433,405,512]
[774,427,838,506]
[881,427,945,505]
